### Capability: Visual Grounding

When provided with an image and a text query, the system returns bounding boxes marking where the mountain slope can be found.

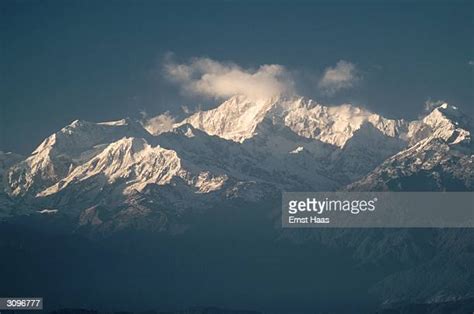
[38,137,182,197]
[1,96,472,223]
[282,98,408,147]
[348,104,473,191]
[182,95,410,148]
[0,152,23,216]
[179,95,278,142]
[7,119,151,197]
[1,96,473,308]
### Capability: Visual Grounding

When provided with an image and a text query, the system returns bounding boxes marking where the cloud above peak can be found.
[164,56,294,101]
[318,60,358,95]
[141,111,176,136]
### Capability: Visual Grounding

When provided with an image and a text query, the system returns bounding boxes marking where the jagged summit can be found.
[178,95,410,147]
[348,103,473,191]
[1,95,472,223]
[7,118,151,197]
[281,99,408,147]
[1,97,471,311]
[177,96,473,149]
[38,137,182,197]
[178,95,279,142]
[421,103,472,145]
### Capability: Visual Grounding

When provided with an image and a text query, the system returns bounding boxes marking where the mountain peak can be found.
[2,96,473,225]
[38,137,182,198]
[7,118,151,197]
[179,95,279,142]
[175,95,411,147]
[424,103,467,122]
[420,102,471,145]
[281,99,409,147]
[432,103,469,125]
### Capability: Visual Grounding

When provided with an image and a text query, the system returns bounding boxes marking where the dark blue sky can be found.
[1,0,473,154]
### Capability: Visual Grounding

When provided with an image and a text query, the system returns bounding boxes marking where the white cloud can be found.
[318,60,358,95]
[181,105,191,114]
[142,111,176,136]
[164,56,294,101]
[424,99,445,112]
[181,104,202,115]
[469,61,474,66]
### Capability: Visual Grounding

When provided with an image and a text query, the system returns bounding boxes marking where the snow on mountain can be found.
[0,152,23,216]
[1,96,472,307]
[0,151,23,179]
[2,95,472,224]
[348,104,473,191]
[158,118,343,193]
[181,95,410,148]
[7,118,151,197]
[178,95,278,142]
[38,137,182,197]
[290,146,304,154]
[178,95,411,184]
[33,133,241,216]
[282,98,408,147]
[419,103,471,145]
[330,122,406,182]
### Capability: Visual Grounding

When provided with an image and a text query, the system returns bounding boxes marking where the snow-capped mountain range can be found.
[1,95,472,227]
